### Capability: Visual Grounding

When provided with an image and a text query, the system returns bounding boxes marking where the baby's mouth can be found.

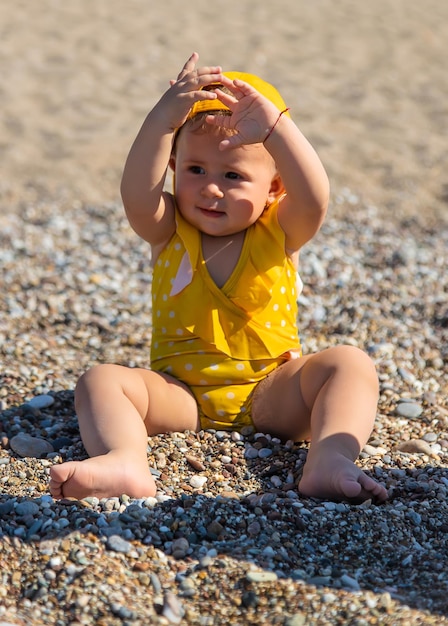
[198,207,224,217]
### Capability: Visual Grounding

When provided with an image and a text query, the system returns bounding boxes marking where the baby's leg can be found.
[252,345,388,502]
[50,364,199,500]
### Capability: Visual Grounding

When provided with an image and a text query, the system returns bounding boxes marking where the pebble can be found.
[162,592,185,624]
[15,501,40,516]
[149,572,162,594]
[185,455,206,471]
[395,402,423,419]
[9,433,54,458]
[340,574,361,591]
[322,592,337,602]
[189,475,207,489]
[26,394,55,409]
[171,537,190,559]
[244,447,259,459]
[284,615,307,626]
[106,535,133,554]
[363,444,387,456]
[0,194,447,626]
[246,571,278,583]
[398,367,417,384]
[395,439,434,455]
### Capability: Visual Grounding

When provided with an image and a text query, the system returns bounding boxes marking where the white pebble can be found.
[363,444,388,456]
[322,592,337,603]
[49,556,63,569]
[156,494,173,503]
[189,475,207,489]
[246,571,278,583]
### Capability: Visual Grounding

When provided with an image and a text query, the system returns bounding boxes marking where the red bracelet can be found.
[263,107,290,143]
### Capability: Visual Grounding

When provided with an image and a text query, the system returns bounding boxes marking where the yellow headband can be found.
[187,71,290,120]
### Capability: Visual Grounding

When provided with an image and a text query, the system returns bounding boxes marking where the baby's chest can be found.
[201,231,246,289]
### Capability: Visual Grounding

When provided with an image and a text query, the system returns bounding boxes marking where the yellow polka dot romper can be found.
[150,200,302,431]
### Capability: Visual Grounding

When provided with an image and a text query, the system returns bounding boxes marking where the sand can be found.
[1,0,447,223]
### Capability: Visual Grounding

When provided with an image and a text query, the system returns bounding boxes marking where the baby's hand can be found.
[159,52,223,131]
[207,77,282,150]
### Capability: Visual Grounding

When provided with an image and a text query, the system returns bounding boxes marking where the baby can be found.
[50,53,388,503]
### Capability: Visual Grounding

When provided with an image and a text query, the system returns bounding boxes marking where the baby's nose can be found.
[201,181,224,198]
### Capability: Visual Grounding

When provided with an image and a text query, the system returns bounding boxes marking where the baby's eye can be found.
[225,171,242,180]
[189,165,205,175]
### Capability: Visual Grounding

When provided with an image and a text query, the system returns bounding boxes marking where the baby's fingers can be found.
[172,53,222,91]
[212,87,238,109]
[174,52,200,82]
[218,134,244,151]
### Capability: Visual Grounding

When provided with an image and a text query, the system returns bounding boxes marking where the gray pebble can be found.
[0,500,15,515]
[397,367,416,383]
[26,394,55,409]
[15,501,40,516]
[171,537,189,559]
[10,433,54,458]
[106,535,133,554]
[307,576,331,586]
[110,603,135,620]
[340,574,360,590]
[244,447,259,459]
[149,572,162,594]
[178,577,196,597]
[395,402,423,419]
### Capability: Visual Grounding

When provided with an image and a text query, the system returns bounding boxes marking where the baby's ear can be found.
[268,171,285,202]
[168,155,176,171]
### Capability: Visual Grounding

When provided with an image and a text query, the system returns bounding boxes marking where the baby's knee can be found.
[331,345,378,387]
[75,363,122,398]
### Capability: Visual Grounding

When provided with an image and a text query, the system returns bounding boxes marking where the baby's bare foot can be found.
[299,450,388,503]
[49,451,157,500]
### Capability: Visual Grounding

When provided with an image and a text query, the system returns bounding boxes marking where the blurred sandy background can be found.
[0,0,447,224]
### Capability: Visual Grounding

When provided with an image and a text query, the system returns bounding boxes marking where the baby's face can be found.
[172,124,278,237]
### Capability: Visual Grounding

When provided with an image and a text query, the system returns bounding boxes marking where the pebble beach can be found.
[1,1,448,624]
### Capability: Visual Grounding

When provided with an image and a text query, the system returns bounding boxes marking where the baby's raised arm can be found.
[120,53,223,246]
[208,77,330,251]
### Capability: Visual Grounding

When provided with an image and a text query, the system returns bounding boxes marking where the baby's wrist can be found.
[263,108,290,144]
